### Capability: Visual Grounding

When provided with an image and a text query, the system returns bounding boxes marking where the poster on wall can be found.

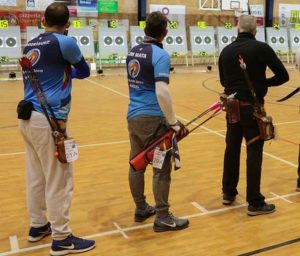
[234,5,264,26]
[98,0,118,14]
[0,11,42,32]
[77,0,98,17]
[25,0,77,12]
[0,0,16,6]
[279,4,300,27]
[149,4,186,27]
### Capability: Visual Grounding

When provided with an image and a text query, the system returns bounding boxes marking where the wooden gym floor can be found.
[0,64,299,256]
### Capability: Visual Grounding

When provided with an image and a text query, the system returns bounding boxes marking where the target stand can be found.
[0,26,22,71]
[216,26,238,54]
[68,27,95,60]
[163,28,188,66]
[189,26,217,66]
[256,27,266,43]
[26,27,44,43]
[266,27,289,63]
[98,27,128,68]
[130,26,145,48]
[288,28,300,63]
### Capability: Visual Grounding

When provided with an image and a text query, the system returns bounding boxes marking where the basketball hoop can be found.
[233,8,244,17]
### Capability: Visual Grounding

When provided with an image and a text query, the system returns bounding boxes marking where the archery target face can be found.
[270,36,277,44]
[104,36,113,46]
[135,36,143,45]
[71,36,78,43]
[5,37,17,47]
[194,36,202,45]
[278,36,285,44]
[115,36,124,45]
[204,36,212,44]
[293,36,300,44]
[175,36,183,45]
[0,37,3,47]
[221,36,229,44]
[231,36,237,42]
[80,36,90,46]
[165,36,174,45]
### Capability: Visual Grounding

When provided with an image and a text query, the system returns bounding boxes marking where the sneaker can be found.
[27,222,51,242]
[222,194,236,205]
[135,203,156,222]
[50,234,95,256]
[153,213,189,232]
[247,203,276,216]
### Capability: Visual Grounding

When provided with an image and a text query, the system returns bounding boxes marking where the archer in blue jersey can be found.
[126,11,189,233]
[19,3,95,255]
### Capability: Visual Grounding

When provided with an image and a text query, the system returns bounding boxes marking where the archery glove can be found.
[170,120,189,138]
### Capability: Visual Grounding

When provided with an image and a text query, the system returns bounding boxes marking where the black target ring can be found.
[231,36,236,42]
[115,36,124,45]
[0,38,3,47]
[204,36,211,44]
[5,37,17,47]
[195,36,202,44]
[271,37,277,44]
[279,37,285,44]
[294,37,300,44]
[80,36,89,45]
[222,36,228,44]
[166,36,173,44]
[175,36,183,44]
[135,36,143,44]
[104,36,113,45]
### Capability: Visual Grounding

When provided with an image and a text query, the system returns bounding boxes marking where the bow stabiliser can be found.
[277,87,300,102]
[129,101,223,172]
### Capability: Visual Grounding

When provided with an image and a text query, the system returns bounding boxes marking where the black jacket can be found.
[218,32,289,103]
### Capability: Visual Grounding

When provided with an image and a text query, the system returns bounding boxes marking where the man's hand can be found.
[170,120,189,138]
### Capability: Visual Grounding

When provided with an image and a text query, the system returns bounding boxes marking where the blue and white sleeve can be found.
[152,47,170,84]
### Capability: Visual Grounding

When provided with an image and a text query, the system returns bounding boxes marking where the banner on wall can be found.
[0,11,42,32]
[0,0,16,6]
[279,4,300,27]
[98,0,118,14]
[77,0,98,17]
[149,4,186,27]
[25,0,77,11]
[234,5,264,26]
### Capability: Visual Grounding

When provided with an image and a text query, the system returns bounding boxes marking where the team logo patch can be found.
[26,48,41,66]
[128,59,140,78]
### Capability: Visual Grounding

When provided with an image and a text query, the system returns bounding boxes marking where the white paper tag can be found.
[152,147,166,169]
[64,139,79,163]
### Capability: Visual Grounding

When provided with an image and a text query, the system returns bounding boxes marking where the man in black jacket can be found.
[218,15,289,216]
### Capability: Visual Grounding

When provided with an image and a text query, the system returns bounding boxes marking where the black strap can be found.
[20,57,63,133]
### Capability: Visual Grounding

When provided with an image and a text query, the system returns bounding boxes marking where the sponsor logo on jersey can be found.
[128,59,140,78]
[26,48,41,67]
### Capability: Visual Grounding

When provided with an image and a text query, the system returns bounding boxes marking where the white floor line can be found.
[113,222,129,239]
[270,192,293,203]
[189,129,226,135]
[1,191,300,256]
[177,115,298,169]
[9,236,19,252]
[191,201,209,213]
[275,120,300,126]
[86,79,129,98]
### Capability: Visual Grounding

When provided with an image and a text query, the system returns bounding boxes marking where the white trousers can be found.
[19,111,73,240]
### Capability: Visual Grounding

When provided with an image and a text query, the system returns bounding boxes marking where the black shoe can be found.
[247,203,276,216]
[28,222,51,242]
[134,203,156,222]
[222,194,236,205]
[153,213,189,232]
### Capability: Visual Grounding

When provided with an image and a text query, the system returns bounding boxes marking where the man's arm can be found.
[264,45,289,86]
[218,54,225,87]
[71,57,90,79]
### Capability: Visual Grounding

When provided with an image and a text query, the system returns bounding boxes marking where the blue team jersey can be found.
[23,32,82,119]
[126,43,170,120]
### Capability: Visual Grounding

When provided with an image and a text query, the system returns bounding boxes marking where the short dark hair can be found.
[144,12,168,39]
[44,3,69,27]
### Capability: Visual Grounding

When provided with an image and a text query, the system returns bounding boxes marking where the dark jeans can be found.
[222,105,265,207]
[297,145,300,187]
[128,116,171,217]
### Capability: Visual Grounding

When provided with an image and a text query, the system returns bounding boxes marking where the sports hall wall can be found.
[0,0,299,26]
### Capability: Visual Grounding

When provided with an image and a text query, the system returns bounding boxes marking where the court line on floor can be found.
[238,237,300,256]
[1,190,299,256]
[86,78,298,168]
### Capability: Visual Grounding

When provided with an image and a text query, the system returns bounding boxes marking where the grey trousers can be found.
[128,116,172,218]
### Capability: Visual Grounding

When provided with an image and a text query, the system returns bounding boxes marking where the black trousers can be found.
[222,105,265,207]
[297,145,300,187]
